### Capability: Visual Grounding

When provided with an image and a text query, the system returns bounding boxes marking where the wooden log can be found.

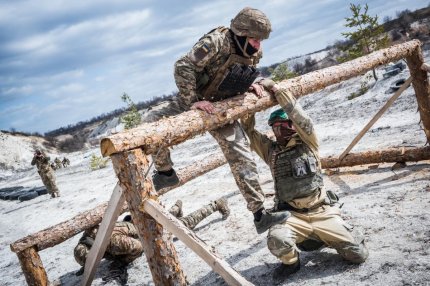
[143,199,254,286]
[10,201,128,253]
[16,246,48,286]
[338,77,413,161]
[406,45,430,143]
[158,153,226,195]
[322,146,430,169]
[101,40,421,157]
[111,148,186,285]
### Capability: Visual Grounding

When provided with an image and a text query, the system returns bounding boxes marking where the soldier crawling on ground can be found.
[62,157,70,168]
[54,157,62,169]
[74,198,230,284]
[31,149,60,198]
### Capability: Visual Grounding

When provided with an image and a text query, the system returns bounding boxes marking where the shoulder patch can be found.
[189,43,211,64]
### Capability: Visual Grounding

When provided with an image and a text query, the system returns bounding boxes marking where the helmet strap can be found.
[233,34,258,58]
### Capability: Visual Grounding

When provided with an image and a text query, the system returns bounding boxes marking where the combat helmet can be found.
[230,7,272,40]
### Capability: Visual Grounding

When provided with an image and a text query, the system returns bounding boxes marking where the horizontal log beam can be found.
[322,146,430,169]
[101,40,421,157]
[10,201,128,253]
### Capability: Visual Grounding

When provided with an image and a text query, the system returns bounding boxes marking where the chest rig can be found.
[197,27,260,102]
[270,140,323,203]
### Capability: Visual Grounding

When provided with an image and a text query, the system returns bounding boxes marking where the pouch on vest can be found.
[326,190,339,205]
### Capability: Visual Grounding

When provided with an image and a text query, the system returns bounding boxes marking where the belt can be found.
[277,201,326,213]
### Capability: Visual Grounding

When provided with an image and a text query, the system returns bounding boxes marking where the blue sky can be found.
[0,0,427,133]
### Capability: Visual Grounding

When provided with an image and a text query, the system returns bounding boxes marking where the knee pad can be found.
[267,224,295,258]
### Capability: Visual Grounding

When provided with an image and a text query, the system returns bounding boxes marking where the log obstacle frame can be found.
[9,40,430,286]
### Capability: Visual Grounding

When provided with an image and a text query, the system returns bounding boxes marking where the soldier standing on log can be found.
[31,149,60,198]
[241,79,369,280]
[74,198,230,283]
[145,7,289,234]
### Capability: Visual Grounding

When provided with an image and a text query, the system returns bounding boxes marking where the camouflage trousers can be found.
[144,98,265,212]
[74,234,143,266]
[39,170,59,197]
[267,205,368,265]
[170,201,218,230]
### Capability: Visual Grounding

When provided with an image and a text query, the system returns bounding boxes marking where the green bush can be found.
[90,154,110,170]
[121,93,141,130]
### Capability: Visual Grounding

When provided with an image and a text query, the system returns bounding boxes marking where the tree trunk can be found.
[111,148,186,286]
[10,201,128,253]
[322,146,430,169]
[16,246,48,286]
[101,40,421,157]
[406,44,430,143]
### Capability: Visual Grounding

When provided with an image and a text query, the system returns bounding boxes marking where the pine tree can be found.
[338,3,389,81]
[269,63,298,81]
[120,93,141,130]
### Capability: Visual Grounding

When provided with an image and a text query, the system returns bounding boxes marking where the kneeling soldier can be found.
[241,79,368,280]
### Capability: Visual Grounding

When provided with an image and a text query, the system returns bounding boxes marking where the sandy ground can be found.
[1,51,429,286]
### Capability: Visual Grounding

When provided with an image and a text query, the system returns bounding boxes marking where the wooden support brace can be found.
[81,183,126,286]
[143,199,254,286]
[406,45,430,143]
[339,77,413,161]
[111,148,186,285]
[16,246,48,286]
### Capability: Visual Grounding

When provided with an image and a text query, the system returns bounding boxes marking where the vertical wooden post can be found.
[406,44,430,143]
[110,149,186,285]
[16,246,48,286]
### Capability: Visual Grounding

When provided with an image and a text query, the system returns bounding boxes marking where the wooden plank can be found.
[143,199,254,286]
[81,183,125,286]
[100,40,421,157]
[16,246,48,286]
[339,76,413,161]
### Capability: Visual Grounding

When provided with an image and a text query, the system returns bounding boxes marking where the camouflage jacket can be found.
[31,155,51,173]
[82,221,139,241]
[174,27,262,107]
[241,88,327,209]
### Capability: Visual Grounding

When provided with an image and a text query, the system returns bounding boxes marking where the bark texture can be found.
[101,40,421,157]
[16,246,48,286]
[11,202,128,253]
[322,146,430,169]
[111,149,186,286]
[406,45,430,143]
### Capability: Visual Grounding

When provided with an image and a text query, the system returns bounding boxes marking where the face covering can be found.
[272,120,296,145]
[233,34,259,57]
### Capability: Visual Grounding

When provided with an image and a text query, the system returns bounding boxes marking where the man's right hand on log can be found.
[192,100,215,114]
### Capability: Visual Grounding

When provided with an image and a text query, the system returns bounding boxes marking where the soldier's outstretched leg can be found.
[178,198,230,230]
[169,200,183,217]
[210,121,290,234]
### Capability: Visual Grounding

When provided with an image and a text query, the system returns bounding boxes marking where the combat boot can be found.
[169,200,183,218]
[152,169,179,191]
[272,259,300,282]
[254,210,290,234]
[215,198,230,220]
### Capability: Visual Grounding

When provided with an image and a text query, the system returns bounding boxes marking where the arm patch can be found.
[189,43,211,64]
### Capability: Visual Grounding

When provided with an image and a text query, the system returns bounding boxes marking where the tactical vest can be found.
[270,141,323,203]
[196,27,260,102]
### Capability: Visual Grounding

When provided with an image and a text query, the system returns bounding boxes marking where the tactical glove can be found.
[259,78,277,91]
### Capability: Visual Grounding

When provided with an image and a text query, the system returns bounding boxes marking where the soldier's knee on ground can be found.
[333,225,369,263]
[267,224,296,258]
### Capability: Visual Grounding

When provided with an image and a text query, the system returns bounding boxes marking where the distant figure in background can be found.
[31,149,60,198]
[74,198,230,284]
[54,157,62,169]
[62,157,70,168]
[50,162,57,171]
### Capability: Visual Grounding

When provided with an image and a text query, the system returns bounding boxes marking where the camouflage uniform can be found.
[31,153,60,198]
[54,157,62,169]
[145,26,265,212]
[62,157,70,168]
[74,221,143,266]
[241,87,368,265]
[169,198,230,230]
